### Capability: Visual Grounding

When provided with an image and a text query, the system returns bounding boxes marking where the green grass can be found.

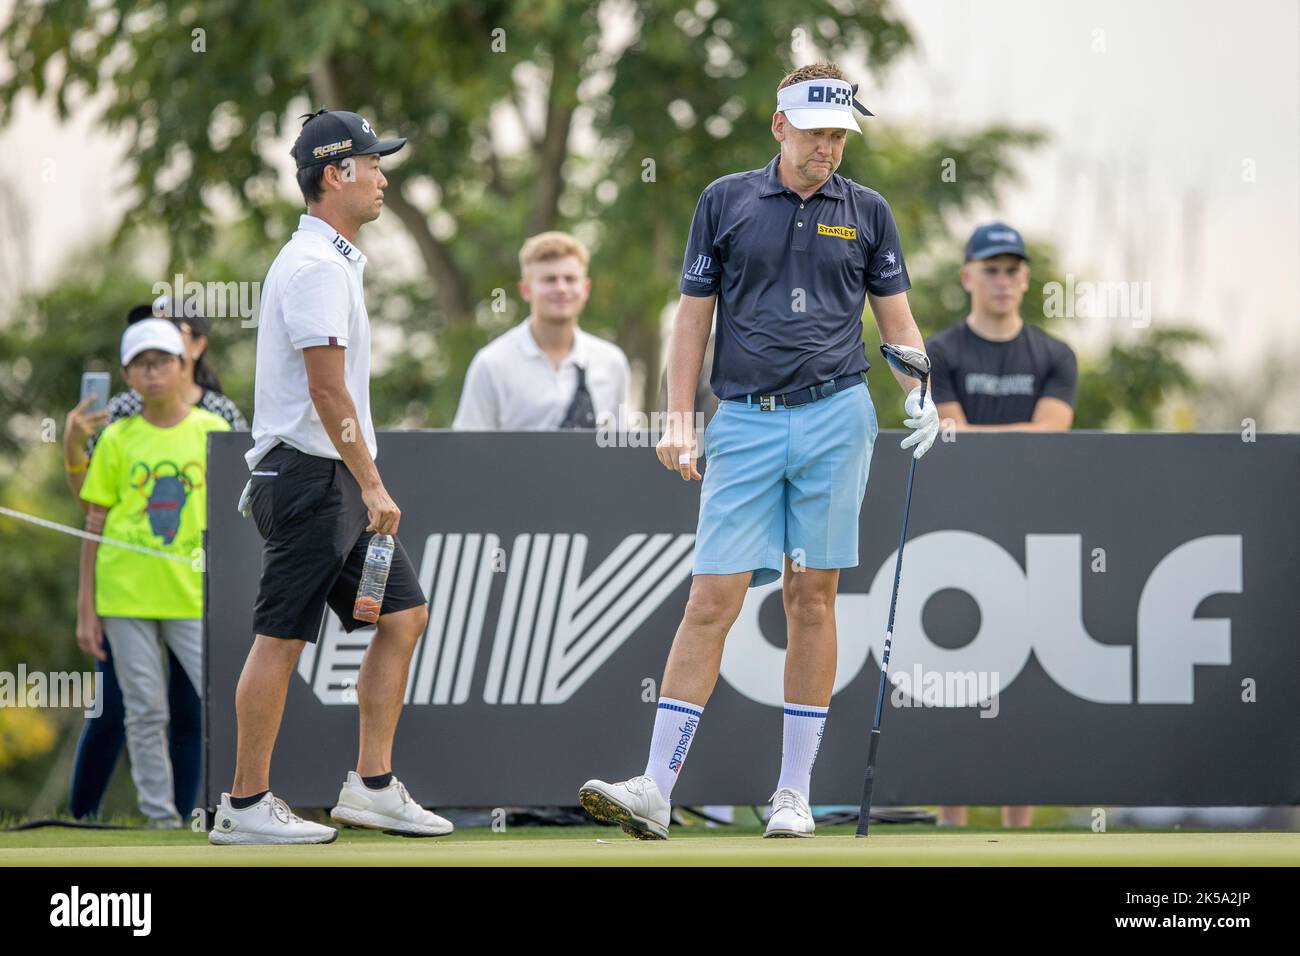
[2,823,1296,866]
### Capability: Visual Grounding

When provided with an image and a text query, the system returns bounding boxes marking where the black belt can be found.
[744,373,866,411]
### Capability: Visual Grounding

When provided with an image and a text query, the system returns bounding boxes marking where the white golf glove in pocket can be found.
[900,386,939,460]
[237,478,253,518]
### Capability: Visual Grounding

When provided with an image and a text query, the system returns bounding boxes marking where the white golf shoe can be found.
[579,775,670,840]
[329,772,454,837]
[764,787,815,838]
[209,792,337,845]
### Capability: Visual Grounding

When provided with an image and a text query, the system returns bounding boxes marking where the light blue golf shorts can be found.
[694,379,879,588]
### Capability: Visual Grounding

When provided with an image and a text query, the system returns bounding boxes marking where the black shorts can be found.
[248,444,426,642]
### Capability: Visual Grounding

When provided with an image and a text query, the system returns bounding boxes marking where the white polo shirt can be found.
[452,320,631,430]
[246,215,377,470]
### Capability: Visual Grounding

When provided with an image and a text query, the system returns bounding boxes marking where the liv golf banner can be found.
[205,432,1300,808]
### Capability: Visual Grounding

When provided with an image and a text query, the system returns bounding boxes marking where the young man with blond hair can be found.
[453,231,630,430]
[579,62,939,839]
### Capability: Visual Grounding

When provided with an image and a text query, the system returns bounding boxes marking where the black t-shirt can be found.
[926,322,1077,425]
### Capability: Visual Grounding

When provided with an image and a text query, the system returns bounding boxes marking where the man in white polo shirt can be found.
[211,108,452,845]
[452,232,631,430]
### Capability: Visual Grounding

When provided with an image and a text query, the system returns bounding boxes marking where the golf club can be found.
[856,343,931,838]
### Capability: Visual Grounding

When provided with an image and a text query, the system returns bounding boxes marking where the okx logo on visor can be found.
[777,78,873,132]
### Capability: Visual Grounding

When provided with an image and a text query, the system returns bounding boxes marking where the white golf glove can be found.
[900,386,939,460]
[237,478,253,518]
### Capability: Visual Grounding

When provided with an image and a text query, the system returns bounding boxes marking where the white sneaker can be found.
[578,775,670,840]
[209,792,337,845]
[764,787,815,838]
[329,772,454,837]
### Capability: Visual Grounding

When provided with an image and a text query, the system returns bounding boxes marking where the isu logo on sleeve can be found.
[878,249,903,279]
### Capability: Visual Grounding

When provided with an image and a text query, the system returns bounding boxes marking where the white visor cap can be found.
[777,78,871,132]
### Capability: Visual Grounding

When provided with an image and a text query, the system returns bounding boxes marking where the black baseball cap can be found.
[126,303,156,324]
[149,295,211,336]
[964,221,1029,262]
[291,107,406,169]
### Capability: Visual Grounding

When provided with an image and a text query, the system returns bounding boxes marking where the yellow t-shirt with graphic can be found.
[80,408,230,618]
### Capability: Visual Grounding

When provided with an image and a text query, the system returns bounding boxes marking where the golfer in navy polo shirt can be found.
[580,62,939,840]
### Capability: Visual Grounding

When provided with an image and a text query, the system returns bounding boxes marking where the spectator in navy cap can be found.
[926,222,1076,433]
[927,222,1077,829]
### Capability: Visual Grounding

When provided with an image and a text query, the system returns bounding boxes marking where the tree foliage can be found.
[2,0,1040,412]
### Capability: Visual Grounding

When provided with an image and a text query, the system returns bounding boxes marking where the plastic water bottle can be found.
[353,533,395,624]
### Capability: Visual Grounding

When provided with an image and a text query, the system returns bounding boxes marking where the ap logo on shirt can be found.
[684,254,713,283]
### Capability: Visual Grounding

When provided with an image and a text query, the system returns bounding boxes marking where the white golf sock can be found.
[644,697,704,799]
[776,701,829,800]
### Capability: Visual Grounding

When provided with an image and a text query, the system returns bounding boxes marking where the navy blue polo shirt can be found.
[679,154,911,400]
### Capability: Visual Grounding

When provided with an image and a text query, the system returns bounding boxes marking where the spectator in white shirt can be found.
[453,232,631,430]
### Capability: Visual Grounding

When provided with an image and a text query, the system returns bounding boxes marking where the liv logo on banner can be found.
[298,533,696,705]
[296,532,1241,708]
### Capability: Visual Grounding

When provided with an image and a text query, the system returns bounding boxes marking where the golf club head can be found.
[879,343,931,383]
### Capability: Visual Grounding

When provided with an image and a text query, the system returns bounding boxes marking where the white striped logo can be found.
[297,532,695,705]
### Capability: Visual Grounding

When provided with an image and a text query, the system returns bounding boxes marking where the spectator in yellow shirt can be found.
[76,319,229,827]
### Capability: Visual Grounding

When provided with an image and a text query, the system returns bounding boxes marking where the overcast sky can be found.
[1,0,1297,423]
[878,0,1300,415]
